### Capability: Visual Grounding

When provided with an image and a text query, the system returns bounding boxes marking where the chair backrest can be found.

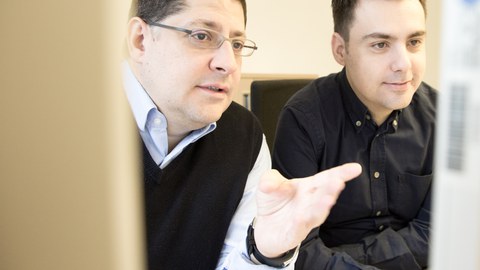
[250,79,313,152]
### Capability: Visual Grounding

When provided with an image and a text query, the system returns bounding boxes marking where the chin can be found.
[393,100,413,111]
[197,111,224,125]
[193,100,230,120]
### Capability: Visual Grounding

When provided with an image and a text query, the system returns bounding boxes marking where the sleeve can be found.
[272,106,323,179]
[330,189,430,270]
[294,187,430,269]
[216,137,295,270]
[394,188,431,267]
[297,231,380,270]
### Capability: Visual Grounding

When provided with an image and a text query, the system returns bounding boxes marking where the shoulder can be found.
[281,72,344,126]
[415,82,438,106]
[286,72,342,109]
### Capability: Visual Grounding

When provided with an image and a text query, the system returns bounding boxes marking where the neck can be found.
[167,128,190,153]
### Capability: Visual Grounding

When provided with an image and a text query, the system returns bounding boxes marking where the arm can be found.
[356,189,430,269]
[390,188,431,267]
[217,137,290,269]
[217,136,362,269]
[329,199,429,270]
[297,230,380,270]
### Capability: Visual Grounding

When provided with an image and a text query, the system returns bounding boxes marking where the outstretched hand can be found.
[253,163,362,258]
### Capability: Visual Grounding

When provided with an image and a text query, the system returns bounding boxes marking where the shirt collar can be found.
[122,61,157,132]
[338,68,370,133]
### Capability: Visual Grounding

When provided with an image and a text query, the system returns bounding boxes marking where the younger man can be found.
[273,0,435,269]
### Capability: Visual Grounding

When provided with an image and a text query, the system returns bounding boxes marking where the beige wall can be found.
[243,0,441,89]
[0,1,144,270]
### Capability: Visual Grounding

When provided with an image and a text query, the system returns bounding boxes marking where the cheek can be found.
[411,57,426,87]
[413,55,426,75]
[232,69,241,85]
[352,62,380,88]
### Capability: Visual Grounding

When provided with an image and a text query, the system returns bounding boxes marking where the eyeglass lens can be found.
[188,29,256,56]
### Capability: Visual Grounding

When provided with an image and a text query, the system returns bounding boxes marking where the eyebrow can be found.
[362,31,426,41]
[188,19,246,38]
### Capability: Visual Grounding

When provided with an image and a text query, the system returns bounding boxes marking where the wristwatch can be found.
[246,218,300,268]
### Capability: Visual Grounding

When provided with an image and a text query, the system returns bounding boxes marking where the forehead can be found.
[351,0,425,37]
[167,0,245,32]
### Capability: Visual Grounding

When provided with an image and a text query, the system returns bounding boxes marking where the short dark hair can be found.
[130,0,247,26]
[331,0,427,41]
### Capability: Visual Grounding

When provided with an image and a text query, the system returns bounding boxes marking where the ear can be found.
[126,17,150,62]
[331,32,346,66]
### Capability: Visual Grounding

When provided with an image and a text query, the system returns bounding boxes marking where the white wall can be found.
[243,0,441,89]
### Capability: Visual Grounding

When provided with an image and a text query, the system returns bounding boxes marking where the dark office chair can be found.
[250,79,313,152]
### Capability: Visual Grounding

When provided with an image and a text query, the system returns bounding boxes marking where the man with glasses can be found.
[123,0,361,269]
[273,0,435,269]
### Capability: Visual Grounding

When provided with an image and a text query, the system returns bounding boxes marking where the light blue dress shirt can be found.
[122,61,292,269]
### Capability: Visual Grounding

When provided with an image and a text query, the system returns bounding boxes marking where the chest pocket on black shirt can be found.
[388,173,432,220]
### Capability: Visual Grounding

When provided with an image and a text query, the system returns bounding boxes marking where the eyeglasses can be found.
[145,20,258,57]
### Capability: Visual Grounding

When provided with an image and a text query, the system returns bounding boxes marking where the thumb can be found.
[258,169,288,193]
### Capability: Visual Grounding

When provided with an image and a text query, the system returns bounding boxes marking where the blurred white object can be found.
[430,0,480,269]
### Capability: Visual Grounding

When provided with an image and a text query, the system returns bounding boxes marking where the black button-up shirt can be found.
[272,69,436,270]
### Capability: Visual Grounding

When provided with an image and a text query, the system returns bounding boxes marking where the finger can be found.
[306,164,361,226]
[296,163,361,195]
[312,163,362,186]
[324,162,362,182]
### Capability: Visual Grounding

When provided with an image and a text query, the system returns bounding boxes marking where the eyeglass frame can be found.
[144,20,258,57]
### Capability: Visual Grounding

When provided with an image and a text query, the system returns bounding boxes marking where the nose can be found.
[390,45,412,72]
[209,40,239,75]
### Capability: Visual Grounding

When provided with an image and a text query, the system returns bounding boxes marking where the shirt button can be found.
[153,118,162,126]
[373,171,380,179]
[376,211,382,216]
[366,115,371,120]
[379,225,384,231]
[356,120,362,127]
[393,119,398,126]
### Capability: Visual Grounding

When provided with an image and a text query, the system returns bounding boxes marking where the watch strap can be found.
[246,218,299,268]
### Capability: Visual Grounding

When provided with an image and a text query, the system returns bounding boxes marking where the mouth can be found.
[386,80,411,85]
[206,86,224,92]
[383,80,412,92]
[199,84,229,94]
